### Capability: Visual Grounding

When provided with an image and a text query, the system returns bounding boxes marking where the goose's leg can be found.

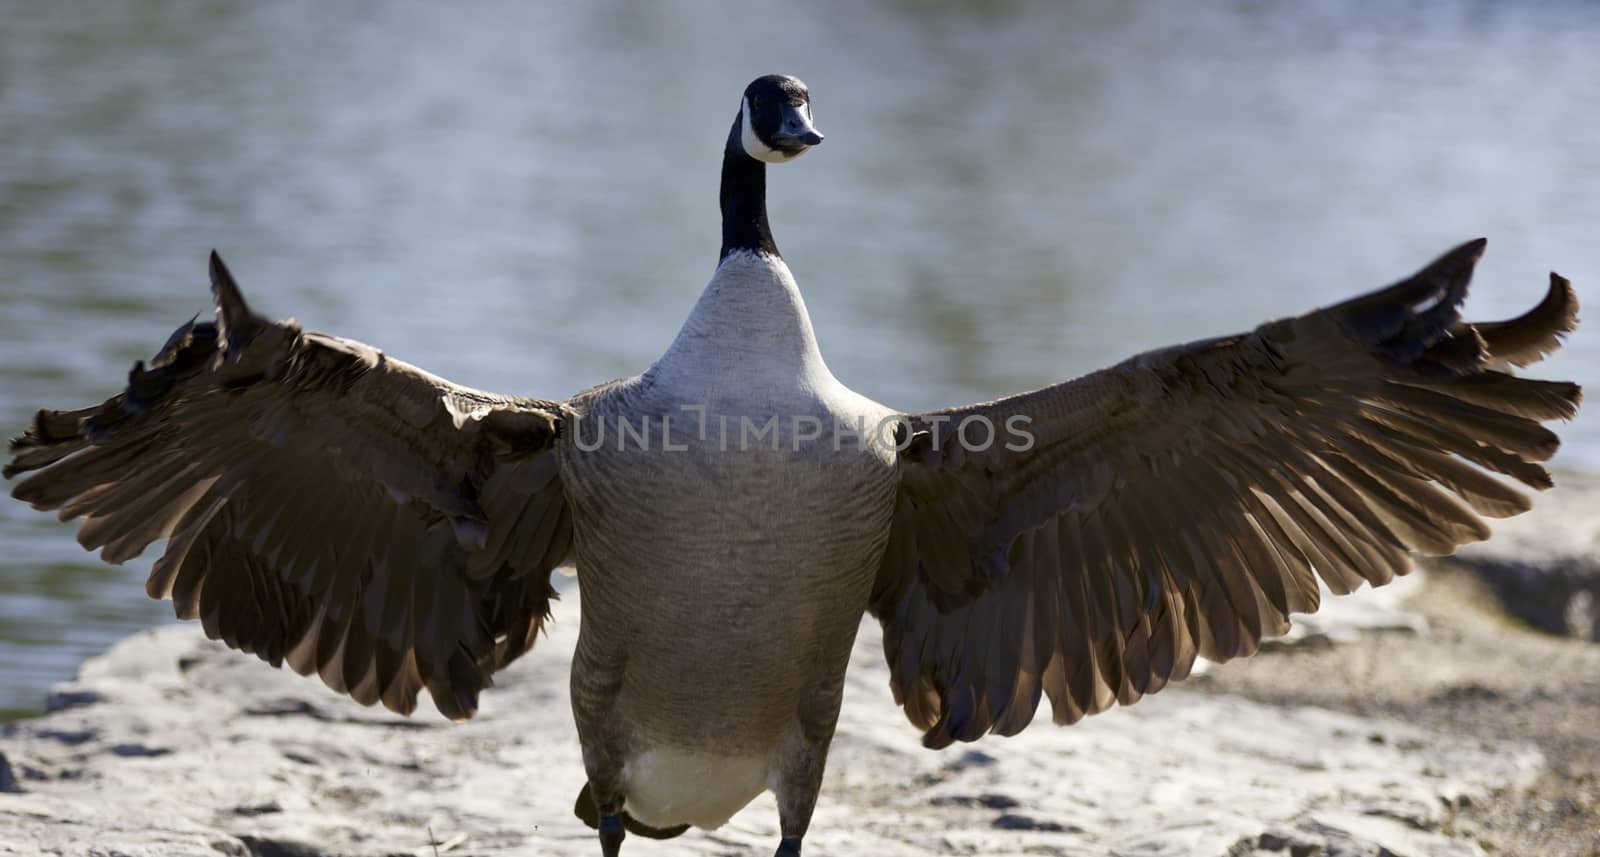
[598,814,625,857]
[771,743,824,857]
[573,636,630,857]
[771,676,846,857]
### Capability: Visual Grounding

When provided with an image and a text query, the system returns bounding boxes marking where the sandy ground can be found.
[1196,471,1600,857]
[1199,564,1600,857]
[0,573,1581,857]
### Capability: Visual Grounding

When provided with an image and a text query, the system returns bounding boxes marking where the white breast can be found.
[636,250,895,453]
[646,251,832,402]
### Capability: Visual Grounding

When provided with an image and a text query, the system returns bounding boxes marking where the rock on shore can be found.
[0,583,1541,857]
[1450,471,1600,641]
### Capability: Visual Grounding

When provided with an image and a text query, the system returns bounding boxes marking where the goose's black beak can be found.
[772,103,824,149]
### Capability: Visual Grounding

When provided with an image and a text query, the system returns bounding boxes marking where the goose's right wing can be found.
[6,253,571,720]
[872,239,1581,748]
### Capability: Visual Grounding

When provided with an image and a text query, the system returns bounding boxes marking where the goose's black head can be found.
[733,74,824,163]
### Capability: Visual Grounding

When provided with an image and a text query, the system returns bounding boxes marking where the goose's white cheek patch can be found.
[741,96,797,164]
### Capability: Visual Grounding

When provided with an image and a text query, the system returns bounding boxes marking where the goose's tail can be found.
[573,782,691,840]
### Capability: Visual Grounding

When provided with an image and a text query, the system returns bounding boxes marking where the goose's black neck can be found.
[719,117,778,260]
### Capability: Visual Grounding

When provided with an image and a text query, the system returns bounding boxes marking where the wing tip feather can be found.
[208,249,266,349]
[1473,271,1581,368]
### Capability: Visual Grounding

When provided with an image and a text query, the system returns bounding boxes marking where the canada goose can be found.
[5,73,1583,857]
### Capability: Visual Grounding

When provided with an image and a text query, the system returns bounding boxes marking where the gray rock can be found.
[0,594,1541,856]
[927,792,1019,810]
[991,812,1079,832]
[44,689,102,713]
[1448,471,1600,641]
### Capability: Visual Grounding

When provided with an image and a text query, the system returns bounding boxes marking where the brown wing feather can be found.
[7,252,569,720]
[874,239,1581,748]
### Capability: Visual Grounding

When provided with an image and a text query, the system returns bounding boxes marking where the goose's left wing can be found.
[7,253,570,720]
[871,239,1580,748]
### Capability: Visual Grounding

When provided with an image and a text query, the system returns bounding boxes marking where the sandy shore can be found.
[1197,469,1600,857]
[1,479,1596,856]
[0,584,1575,857]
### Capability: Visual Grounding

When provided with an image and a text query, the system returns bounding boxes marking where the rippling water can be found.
[2,1,1597,718]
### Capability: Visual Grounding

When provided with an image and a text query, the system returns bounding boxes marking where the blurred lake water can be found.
[2,1,1597,718]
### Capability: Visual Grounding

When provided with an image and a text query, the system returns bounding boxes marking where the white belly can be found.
[623,747,770,830]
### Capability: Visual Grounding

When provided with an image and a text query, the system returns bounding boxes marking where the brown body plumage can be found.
[5,74,1582,857]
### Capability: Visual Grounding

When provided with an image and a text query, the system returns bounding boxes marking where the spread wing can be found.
[871,239,1581,748]
[6,253,571,720]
